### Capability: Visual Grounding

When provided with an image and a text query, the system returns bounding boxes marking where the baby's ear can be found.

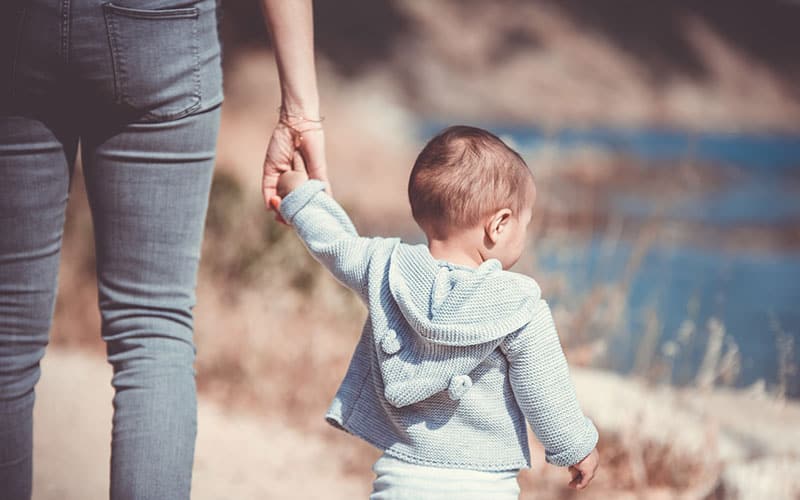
[485,208,513,243]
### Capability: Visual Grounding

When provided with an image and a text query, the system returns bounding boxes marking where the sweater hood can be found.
[388,243,541,347]
[379,243,541,408]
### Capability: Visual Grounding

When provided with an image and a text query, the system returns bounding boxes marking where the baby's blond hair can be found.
[408,126,534,238]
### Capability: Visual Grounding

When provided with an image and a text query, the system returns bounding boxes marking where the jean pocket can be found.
[103,2,202,122]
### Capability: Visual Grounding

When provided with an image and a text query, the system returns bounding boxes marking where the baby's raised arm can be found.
[274,166,384,299]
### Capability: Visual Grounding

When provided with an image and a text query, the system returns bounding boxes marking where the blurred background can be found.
[43,0,799,498]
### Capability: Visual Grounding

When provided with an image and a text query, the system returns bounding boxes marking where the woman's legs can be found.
[75,1,222,493]
[0,104,220,500]
[0,115,77,500]
[1,0,223,496]
[81,105,220,499]
[78,0,222,495]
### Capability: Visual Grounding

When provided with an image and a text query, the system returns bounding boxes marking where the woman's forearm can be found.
[261,0,320,116]
[260,0,329,207]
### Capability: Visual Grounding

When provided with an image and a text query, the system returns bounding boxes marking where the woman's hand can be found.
[262,122,295,210]
[262,120,328,212]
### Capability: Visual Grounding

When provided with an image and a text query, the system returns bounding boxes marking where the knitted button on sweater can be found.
[280,180,598,471]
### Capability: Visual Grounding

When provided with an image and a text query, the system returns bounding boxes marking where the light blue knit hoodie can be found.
[280,180,598,471]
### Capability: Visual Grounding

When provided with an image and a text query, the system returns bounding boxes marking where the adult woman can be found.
[0,0,324,498]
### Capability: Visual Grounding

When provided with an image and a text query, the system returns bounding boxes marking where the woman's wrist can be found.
[280,93,320,120]
[276,104,324,148]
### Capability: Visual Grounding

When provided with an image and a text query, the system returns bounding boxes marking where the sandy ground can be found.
[32,348,800,499]
[31,349,369,500]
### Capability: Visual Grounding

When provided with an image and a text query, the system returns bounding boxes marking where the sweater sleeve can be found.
[279,179,381,298]
[501,299,599,467]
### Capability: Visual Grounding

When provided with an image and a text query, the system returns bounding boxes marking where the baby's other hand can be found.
[568,448,599,490]
[276,151,309,198]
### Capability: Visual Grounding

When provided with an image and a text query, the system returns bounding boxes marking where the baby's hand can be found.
[568,448,599,490]
[267,151,308,220]
[276,151,309,198]
[269,151,310,216]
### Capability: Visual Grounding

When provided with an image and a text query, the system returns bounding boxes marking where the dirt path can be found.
[32,348,368,500]
[32,348,800,499]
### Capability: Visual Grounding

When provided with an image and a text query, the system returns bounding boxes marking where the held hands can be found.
[568,448,599,490]
[262,109,329,217]
[278,152,309,197]
[267,151,309,214]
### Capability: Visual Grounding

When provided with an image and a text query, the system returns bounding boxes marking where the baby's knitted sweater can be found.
[280,180,598,471]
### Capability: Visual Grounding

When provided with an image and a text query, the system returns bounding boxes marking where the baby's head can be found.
[409,125,536,269]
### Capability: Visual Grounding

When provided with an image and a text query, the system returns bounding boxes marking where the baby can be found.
[270,125,599,499]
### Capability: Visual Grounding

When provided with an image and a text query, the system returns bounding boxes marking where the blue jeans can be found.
[0,0,223,498]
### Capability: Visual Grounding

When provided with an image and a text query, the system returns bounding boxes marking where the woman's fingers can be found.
[263,125,296,210]
[298,129,332,195]
[269,197,288,224]
[269,196,282,212]
[292,150,306,172]
[265,124,330,214]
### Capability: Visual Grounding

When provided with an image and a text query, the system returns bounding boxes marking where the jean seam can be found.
[8,7,27,100]
[102,3,123,106]
[104,3,199,20]
[60,0,70,64]
[192,9,202,102]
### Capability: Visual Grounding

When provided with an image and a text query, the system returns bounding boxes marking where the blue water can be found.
[420,124,800,169]
[537,239,800,396]
[422,124,800,396]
